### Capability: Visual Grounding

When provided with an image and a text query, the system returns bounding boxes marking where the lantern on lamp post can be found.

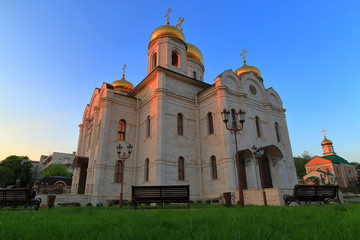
[251,145,267,206]
[116,143,133,208]
[221,108,246,207]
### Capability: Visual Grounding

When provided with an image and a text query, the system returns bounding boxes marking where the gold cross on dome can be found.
[321,129,327,137]
[122,64,127,77]
[240,49,248,60]
[165,8,172,25]
[176,17,184,31]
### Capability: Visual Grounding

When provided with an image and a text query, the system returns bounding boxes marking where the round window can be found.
[249,85,257,95]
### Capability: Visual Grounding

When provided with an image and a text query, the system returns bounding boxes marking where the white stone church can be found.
[71,16,298,206]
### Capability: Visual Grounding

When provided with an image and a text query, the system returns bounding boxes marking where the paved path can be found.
[344,197,360,202]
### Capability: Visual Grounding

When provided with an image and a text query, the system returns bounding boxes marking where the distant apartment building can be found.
[34,152,76,179]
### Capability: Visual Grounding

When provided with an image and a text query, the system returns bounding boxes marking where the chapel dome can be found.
[150,25,185,43]
[112,76,134,92]
[235,61,261,77]
[321,137,333,146]
[186,43,203,64]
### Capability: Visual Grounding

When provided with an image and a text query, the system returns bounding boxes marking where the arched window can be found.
[231,109,238,128]
[207,112,214,135]
[144,158,149,182]
[210,156,218,180]
[177,113,183,135]
[118,119,126,141]
[172,50,179,67]
[193,71,197,79]
[255,116,261,137]
[114,160,123,183]
[146,116,151,138]
[275,122,280,142]
[178,157,185,180]
[152,52,157,69]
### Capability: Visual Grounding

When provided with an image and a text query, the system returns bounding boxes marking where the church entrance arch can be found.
[260,145,284,188]
[259,155,273,188]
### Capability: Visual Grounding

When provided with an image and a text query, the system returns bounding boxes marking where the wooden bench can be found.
[0,188,41,211]
[132,185,190,209]
[283,184,340,206]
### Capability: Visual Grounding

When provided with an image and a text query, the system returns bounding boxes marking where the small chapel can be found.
[71,11,298,206]
[304,131,357,189]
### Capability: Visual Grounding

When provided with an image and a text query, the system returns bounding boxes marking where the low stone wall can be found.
[244,188,293,206]
[36,194,91,207]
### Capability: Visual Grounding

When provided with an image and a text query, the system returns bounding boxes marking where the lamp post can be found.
[251,145,267,206]
[116,143,133,208]
[221,108,246,207]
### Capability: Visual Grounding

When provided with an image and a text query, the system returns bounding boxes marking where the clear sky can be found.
[0,0,359,163]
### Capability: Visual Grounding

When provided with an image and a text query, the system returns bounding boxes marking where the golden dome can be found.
[186,43,203,64]
[321,137,333,146]
[112,76,134,92]
[150,25,185,42]
[235,61,261,77]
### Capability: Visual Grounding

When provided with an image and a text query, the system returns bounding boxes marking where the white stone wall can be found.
[71,31,298,205]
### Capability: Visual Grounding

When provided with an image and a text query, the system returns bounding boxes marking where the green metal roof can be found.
[321,155,349,164]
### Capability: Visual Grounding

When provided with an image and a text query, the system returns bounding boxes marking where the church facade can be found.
[71,17,298,206]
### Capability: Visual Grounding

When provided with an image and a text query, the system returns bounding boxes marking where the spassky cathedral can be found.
[71,11,298,206]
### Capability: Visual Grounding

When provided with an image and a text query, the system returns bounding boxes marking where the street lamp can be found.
[116,143,133,208]
[251,145,267,206]
[221,108,246,207]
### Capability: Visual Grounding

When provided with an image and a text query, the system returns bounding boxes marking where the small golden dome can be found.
[112,76,134,92]
[321,137,333,146]
[186,43,203,64]
[235,61,261,77]
[150,25,185,42]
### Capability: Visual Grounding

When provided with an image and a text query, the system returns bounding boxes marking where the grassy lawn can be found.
[1,203,360,240]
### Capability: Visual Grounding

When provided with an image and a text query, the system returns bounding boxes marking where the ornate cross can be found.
[122,64,127,77]
[240,49,248,64]
[321,129,327,137]
[165,8,172,25]
[240,49,248,60]
[176,17,184,31]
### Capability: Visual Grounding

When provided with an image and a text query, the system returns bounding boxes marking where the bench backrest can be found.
[0,188,31,204]
[132,185,189,202]
[294,185,338,198]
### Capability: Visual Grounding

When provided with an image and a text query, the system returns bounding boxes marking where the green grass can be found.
[1,203,360,240]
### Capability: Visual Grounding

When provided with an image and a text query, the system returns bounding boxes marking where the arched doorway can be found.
[258,155,273,188]
[237,149,253,190]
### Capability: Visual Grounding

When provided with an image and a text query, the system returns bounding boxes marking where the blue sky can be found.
[0,0,359,163]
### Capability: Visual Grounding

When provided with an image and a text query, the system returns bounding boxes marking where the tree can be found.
[293,151,313,179]
[0,155,33,188]
[41,164,72,178]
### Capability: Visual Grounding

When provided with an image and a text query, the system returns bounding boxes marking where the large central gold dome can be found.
[186,43,203,64]
[150,25,185,42]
